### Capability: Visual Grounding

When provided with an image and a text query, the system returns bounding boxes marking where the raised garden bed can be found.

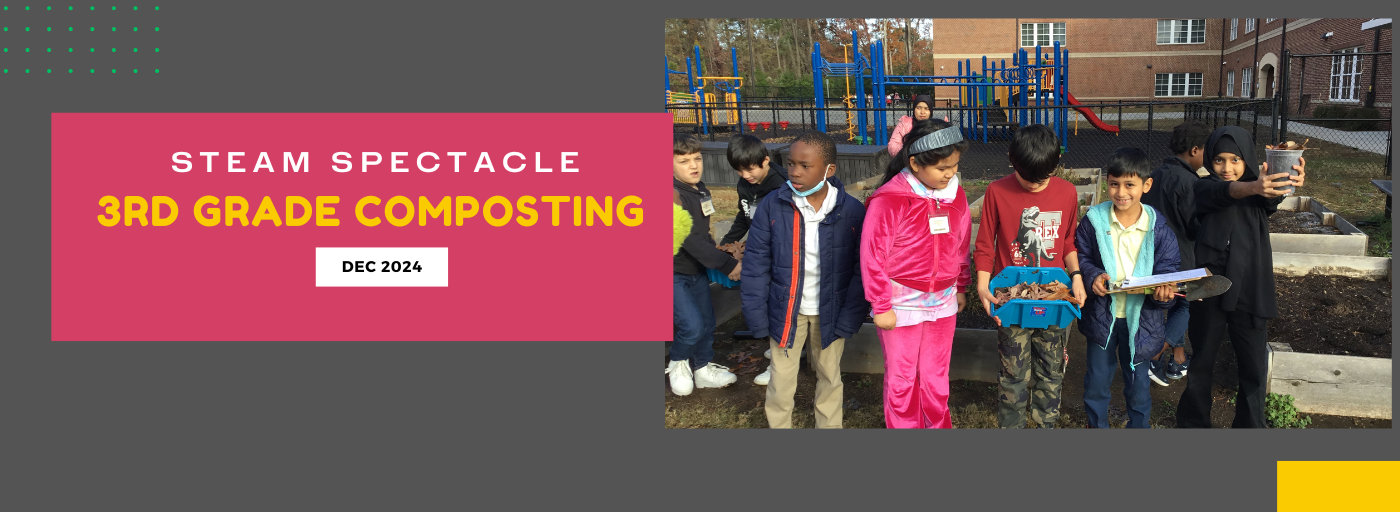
[1267,271,1393,420]
[1270,196,1369,256]
[697,141,790,188]
[778,144,891,188]
[1271,211,1342,234]
[1270,273,1391,358]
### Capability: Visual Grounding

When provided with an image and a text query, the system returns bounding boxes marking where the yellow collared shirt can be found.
[1109,207,1151,318]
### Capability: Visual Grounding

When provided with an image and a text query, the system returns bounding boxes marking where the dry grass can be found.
[706,186,740,222]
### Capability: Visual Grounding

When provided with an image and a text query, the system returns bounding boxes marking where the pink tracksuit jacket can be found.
[860,173,973,315]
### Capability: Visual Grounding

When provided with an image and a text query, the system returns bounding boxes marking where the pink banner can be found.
[52,113,673,341]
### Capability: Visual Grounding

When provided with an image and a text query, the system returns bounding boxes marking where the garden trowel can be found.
[1110,275,1232,301]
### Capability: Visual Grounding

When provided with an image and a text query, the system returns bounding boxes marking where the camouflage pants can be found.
[996,325,1069,428]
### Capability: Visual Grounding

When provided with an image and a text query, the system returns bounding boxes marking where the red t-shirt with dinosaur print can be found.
[973,174,1081,277]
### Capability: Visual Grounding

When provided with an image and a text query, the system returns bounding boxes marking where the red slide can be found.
[1066,92,1120,134]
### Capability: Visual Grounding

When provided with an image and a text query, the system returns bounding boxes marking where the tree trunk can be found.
[775,21,783,75]
[904,19,912,75]
[704,18,723,78]
[747,19,757,79]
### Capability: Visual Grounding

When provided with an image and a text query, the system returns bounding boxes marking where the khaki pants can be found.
[766,314,845,429]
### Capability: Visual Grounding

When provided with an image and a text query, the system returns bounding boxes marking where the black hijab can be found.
[912,94,934,119]
[1194,125,1281,318]
[1203,126,1260,182]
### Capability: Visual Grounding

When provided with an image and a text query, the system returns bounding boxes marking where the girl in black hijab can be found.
[1176,125,1306,428]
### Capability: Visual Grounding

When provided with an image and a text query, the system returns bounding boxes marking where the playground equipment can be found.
[869,40,1072,147]
[862,39,1121,151]
[665,46,745,135]
[811,30,875,144]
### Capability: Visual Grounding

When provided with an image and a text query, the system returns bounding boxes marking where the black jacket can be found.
[1142,157,1200,270]
[720,163,789,245]
[674,178,739,276]
[1192,126,1283,318]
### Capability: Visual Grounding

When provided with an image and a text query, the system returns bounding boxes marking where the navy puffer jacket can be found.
[740,176,869,349]
[1074,202,1180,370]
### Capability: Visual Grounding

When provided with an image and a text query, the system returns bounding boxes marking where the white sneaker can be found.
[693,362,737,389]
[753,365,772,386]
[764,348,772,359]
[666,360,694,396]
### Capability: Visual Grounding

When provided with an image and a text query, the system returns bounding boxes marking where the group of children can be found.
[671,115,1305,429]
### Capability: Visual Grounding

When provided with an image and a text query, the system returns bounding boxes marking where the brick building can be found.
[918,18,1390,114]
[1219,18,1390,118]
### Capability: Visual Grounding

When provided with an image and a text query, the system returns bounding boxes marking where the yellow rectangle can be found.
[1277,461,1400,511]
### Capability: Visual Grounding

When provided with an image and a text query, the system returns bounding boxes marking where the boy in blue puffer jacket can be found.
[741,131,868,429]
[1074,148,1181,428]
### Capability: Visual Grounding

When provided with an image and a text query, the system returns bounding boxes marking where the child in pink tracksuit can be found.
[862,118,972,428]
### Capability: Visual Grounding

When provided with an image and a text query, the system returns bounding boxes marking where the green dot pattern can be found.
[2,6,168,77]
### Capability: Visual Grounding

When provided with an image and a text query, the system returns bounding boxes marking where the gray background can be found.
[1,1,1393,510]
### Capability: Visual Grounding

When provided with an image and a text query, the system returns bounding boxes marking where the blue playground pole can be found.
[873,40,884,146]
[956,60,962,135]
[732,46,744,133]
[812,44,817,132]
[981,55,989,143]
[853,30,868,145]
[694,46,707,133]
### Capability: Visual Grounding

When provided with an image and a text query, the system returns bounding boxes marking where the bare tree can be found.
[904,19,912,75]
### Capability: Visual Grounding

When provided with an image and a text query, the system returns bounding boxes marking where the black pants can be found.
[1176,297,1270,428]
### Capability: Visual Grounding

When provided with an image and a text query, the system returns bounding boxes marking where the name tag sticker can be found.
[700,197,716,217]
[929,213,950,234]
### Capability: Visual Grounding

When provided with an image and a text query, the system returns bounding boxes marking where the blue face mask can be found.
[788,165,833,197]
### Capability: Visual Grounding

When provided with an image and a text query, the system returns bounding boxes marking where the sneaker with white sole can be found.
[693,362,737,389]
[753,365,772,386]
[1166,355,1190,380]
[1147,357,1170,387]
[666,360,694,396]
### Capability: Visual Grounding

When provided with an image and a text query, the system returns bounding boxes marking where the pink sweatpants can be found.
[878,315,956,428]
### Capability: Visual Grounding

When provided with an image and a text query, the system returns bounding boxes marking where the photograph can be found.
[666,17,1393,429]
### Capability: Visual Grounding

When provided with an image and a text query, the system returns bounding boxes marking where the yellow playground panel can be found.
[667,91,699,124]
[696,76,743,125]
[702,92,740,125]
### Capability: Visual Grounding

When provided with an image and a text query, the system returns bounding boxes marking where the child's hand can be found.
[1254,163,1293,198]
[1291,156,1307,189]
[957,293,968,313]
[977,287,1003,327]
[1153,283,1177,303]
[728,262,742,281]
[1092,274,1109,297]
[873,311,897,331]
[1071,278,1088,307]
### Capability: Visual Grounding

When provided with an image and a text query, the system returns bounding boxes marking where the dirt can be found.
[957,301,999,330]
[666,312,1392,428]
[1269,210,1343,235]
[1270,273,1392,358]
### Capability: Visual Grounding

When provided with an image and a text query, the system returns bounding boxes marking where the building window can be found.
[1230,19,1238,40]
[1245,18,1255,33]
[1155,72,1203,97]
[1157,19,1206,44]
[1020,22,1066,47]
[1226,71,1235,97]
[1266,18,1277,23]
[1241,67,1253,98]
[1330,47,1364,102]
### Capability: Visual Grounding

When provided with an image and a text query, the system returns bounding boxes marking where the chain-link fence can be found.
[1279,49,1392,177]
[671,95,1391,184]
